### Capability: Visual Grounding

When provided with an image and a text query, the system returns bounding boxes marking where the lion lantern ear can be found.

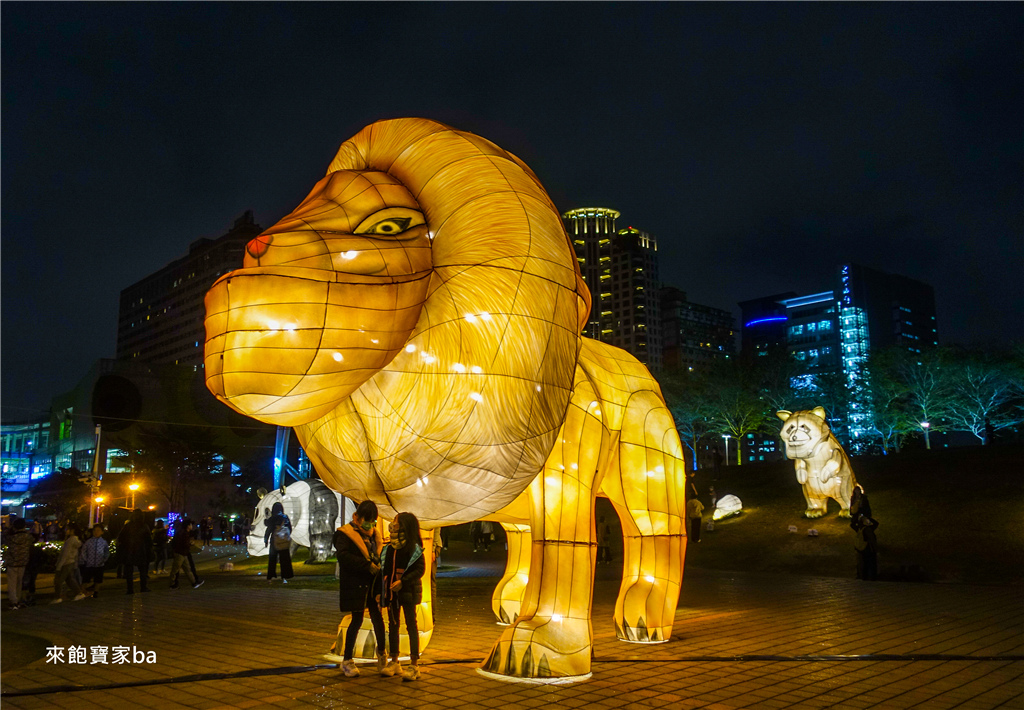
[776,410,793,422]
[811,406,827,420]
[289,118,588,522]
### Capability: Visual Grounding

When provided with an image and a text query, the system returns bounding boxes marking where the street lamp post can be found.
[921,421,931,450]
[722,434,731,466]
[128,482,140,510]
[94,497,105,523]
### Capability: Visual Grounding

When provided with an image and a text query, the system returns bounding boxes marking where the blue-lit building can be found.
[1,419,51,510]
[740,263,938,452]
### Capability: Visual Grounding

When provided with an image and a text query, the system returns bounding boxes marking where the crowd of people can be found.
[0,511,259,608]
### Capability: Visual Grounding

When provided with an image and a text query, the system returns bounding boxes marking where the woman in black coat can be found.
[333,500,385,677]
[380,511,426,681]
[264,502,294,582]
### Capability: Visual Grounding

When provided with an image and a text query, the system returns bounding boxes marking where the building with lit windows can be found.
[781,292,841,373]
[116,211,263,370]
[660,287,735,372]
[562,208,662,369]
[739,263,938,452]
[1,420,51,508]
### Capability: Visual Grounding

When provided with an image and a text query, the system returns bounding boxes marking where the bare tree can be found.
[705,362,771,465]
[946,349,1024,444]
[119,426,220,513]
[659,368,714,470]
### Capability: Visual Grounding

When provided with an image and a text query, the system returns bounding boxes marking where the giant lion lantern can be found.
[204,118,688,680]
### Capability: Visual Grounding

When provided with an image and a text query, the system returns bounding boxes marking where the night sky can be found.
[3,3,1022,419]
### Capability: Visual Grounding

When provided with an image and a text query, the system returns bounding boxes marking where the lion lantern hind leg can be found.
[601,390,687,645]
[481,342,688,680]
[481,374,609,681]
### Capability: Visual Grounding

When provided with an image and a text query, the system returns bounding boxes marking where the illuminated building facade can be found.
[1,420,51,510]
[116,211,263,370]
[660,287,735,372]
[780,292,841,373]
[740,264,938,451]
[562,208,662,369]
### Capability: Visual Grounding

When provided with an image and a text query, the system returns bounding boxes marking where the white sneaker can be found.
[50,598,64,605]
[381,660,400,677]
[402,664,420,681]
[73,593,88,601]
[341,659,360,677]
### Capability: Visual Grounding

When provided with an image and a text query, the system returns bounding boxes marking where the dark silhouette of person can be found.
[264,502,294,582]
[850,485,873,519]
[852,514,879,581]
[117,509,153,594]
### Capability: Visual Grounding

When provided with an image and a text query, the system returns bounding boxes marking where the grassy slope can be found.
[683,445,1024,585]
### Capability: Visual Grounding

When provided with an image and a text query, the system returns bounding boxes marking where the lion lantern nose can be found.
[246,235,273,259]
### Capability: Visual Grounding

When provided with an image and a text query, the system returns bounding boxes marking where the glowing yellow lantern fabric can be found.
[204,118,688,680]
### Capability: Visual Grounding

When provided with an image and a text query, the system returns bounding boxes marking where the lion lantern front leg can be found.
[482,381,607,680]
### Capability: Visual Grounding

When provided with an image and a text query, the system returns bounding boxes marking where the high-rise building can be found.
[660,287,735,372]
[780,292,842,374]
[116,211,263,370]
[562,208,662,369]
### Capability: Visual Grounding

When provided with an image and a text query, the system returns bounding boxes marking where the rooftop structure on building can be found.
[116,211,263,369]
[562,208,662,370]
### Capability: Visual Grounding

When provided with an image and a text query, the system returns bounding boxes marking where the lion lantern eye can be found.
[366,217,410,234]
[353,207,426,237]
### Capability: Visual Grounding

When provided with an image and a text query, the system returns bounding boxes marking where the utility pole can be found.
[88,425,103,526]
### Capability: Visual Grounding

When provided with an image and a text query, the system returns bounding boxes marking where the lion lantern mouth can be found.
[204,170,432,427]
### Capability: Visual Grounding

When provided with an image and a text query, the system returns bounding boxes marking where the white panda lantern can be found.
[248,479,353,563]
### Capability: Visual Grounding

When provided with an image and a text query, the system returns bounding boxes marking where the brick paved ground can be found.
[2,542,1022,709]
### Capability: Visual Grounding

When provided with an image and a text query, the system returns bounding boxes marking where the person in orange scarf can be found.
[333,500,385,677]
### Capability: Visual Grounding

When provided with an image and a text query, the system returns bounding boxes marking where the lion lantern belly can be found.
[204,118,690,680]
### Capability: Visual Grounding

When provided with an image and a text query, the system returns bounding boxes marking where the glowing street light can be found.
[147,504,156,511]
[921,421,931,450]
[128,482,141,509]
[94,496,105,504]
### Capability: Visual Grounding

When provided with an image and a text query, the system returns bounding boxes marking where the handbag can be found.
[272,525,292,551]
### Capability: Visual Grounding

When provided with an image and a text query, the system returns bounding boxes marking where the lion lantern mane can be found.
[205,118,590,524]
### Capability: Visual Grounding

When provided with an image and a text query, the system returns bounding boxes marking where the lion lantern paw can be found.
[481,616,592,680]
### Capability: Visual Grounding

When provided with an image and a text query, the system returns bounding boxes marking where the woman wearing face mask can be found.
[333,500,385,678]
[379,512,426,681]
